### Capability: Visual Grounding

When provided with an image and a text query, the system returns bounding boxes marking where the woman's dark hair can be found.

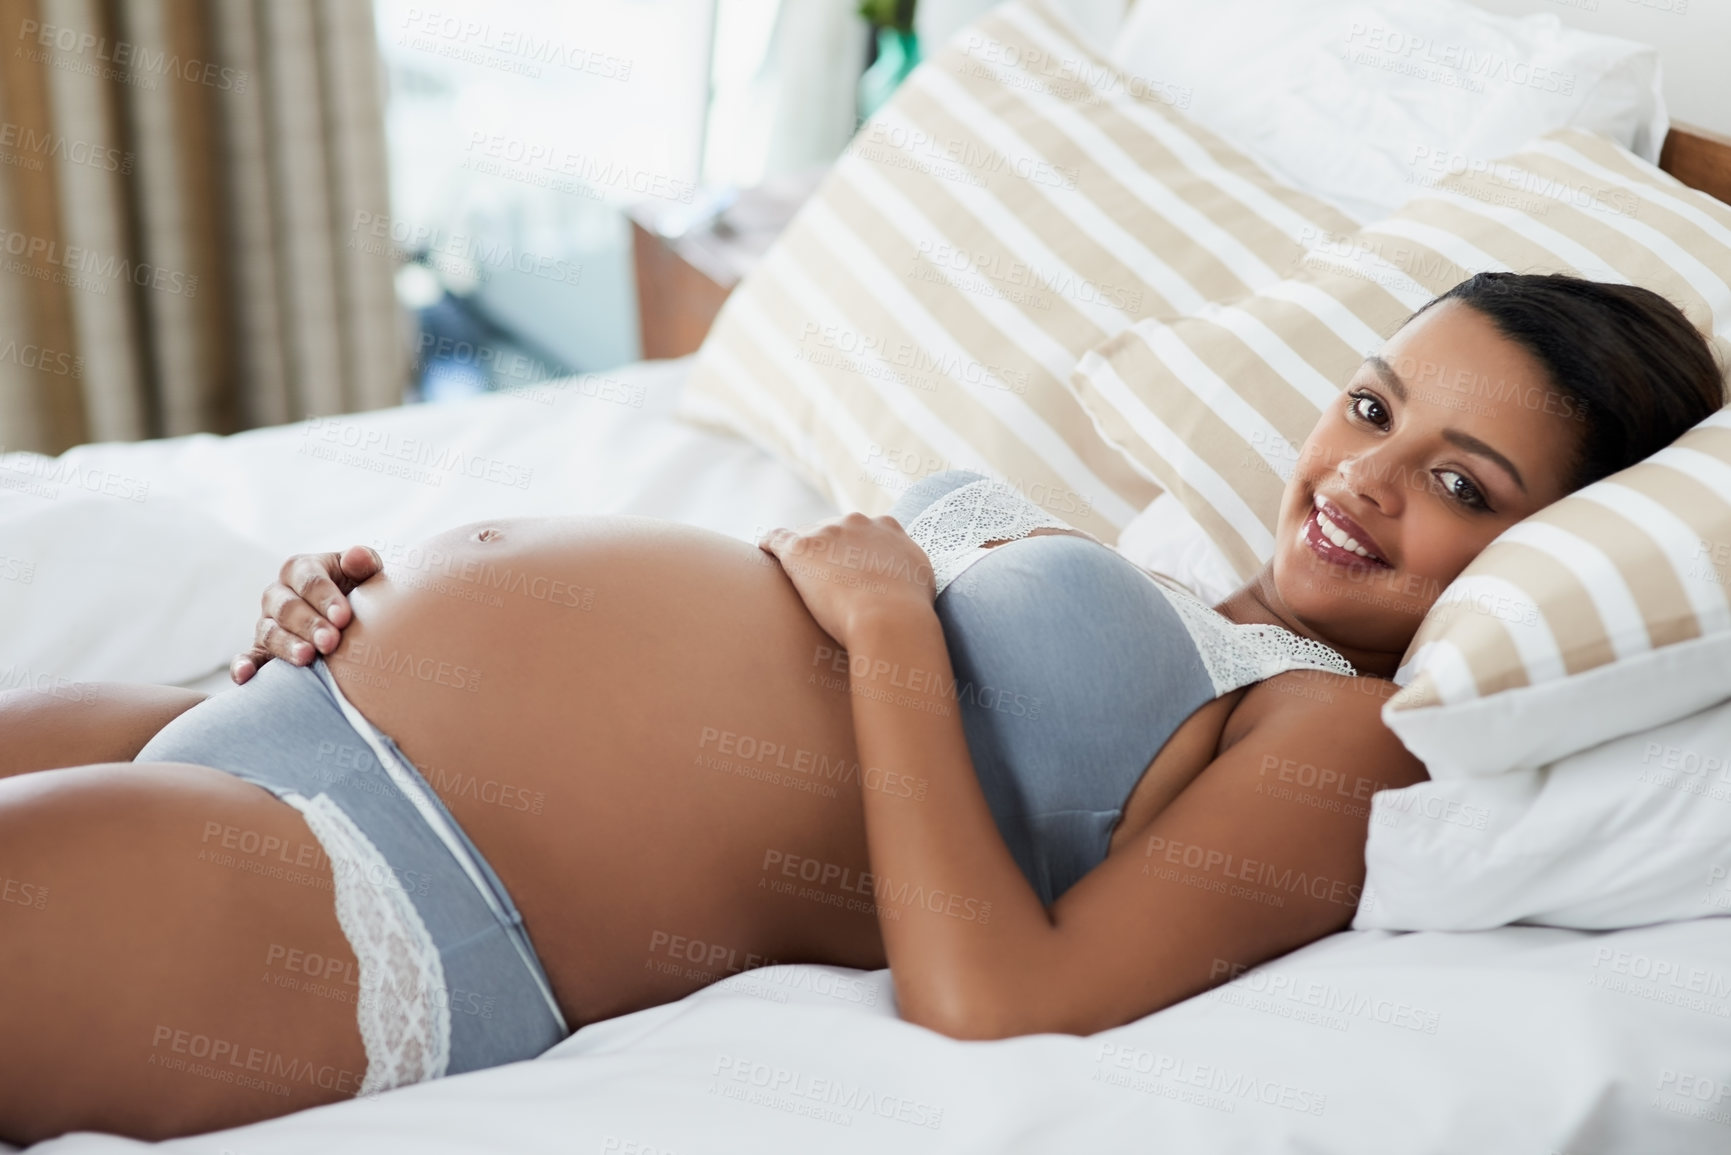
[1413,271,1725,493]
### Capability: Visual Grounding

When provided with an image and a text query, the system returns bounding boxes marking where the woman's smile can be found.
[1300,492,1393,572]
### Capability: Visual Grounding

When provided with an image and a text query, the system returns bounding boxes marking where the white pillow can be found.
[1355,695,1731,931]
[0,493,279,687]
[1111,493,1240,605]
[1112,0,1666,221]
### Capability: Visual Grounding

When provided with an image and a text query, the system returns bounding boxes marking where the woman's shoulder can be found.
[1224,668,1430,787]
[1246,666,1400,714]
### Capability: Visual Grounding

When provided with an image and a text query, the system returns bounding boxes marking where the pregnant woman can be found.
[2,273,1723,1142]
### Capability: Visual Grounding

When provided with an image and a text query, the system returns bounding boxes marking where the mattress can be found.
[7,358,1731,1153]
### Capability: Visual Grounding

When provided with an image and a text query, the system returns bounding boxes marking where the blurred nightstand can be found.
[627,167,827,359]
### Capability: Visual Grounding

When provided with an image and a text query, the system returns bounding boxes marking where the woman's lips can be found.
[1315,496,1387,563]
[1301,504,1393,572]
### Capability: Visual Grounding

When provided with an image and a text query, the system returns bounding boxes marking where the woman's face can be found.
[1272,300,1584,659]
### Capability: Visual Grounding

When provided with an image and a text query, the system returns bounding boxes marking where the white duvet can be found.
[8,358,1731,1154]
[0,358,832,691]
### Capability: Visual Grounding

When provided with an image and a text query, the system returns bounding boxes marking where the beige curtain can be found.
[0,0,403,455]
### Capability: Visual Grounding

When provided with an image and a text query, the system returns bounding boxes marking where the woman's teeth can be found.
[1316,509,1376,560]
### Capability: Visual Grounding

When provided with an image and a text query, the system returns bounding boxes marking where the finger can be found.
[338,544,383,586]
[762,528,813,559]
[263,584,341,654]
[255,616,316,666]
[230,647,269,685]
[756,527,788,553]
[286,553,355,630]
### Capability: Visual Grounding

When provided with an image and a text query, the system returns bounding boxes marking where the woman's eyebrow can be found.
[1442,429,1527,494]
[1365,355,1408,403]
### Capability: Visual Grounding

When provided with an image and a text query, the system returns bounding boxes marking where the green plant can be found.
[858,0,917,33]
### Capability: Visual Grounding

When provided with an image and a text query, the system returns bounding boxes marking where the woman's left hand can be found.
[757,512,936,646]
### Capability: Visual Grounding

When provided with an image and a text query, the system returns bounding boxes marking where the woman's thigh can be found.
[0,683,207,779]
[0,761,368,1145]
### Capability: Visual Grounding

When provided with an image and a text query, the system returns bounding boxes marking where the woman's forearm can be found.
[843,606,1060,1037]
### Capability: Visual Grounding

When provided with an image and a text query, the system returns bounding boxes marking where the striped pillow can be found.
[1071,128,1731,777]
[674,0,1358,541]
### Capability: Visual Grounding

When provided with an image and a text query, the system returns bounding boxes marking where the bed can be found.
[10,349,1731,1155]
[7,352,1731,1155]
[8,1,1731,1152]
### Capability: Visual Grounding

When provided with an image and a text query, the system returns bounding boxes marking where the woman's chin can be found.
[1273,557,1426,656]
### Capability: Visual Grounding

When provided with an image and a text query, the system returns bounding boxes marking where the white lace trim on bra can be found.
[283,791,451,1095]
[904,477,1357,692]
[904,478,1078,597]
[1145,572,1358,693]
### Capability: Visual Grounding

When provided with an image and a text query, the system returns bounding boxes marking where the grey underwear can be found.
[136,656,569,1078]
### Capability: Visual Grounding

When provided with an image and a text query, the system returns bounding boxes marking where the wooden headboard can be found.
[1660,121,1731,208]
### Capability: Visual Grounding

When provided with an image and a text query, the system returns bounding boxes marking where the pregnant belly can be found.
[325,516,885,1024]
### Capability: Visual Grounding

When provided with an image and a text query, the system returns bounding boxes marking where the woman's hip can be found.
[133,657,570,1081]
[0,758,371,1142]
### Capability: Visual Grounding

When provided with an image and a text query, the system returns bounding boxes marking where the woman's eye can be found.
[1348,390,1388,427]
[1436,469,1489,511]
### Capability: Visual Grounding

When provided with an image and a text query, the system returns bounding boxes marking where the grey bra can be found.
[890,471,1355,905]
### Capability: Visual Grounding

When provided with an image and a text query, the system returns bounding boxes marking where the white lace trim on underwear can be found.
[283,791,451,1095]
[904,477,1358,690]
[312,659,568,1033]
[904,478,1078,597]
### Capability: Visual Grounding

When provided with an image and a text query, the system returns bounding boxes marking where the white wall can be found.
[704,0,869,188]
[916,0,1130,53]
[1464,0,1729,136]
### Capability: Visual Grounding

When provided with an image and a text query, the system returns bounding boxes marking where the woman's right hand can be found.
[231,545,384,684]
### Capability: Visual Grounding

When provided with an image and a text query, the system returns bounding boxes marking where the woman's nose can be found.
[1338,452,1402,514]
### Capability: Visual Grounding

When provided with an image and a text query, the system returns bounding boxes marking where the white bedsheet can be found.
[0,357,836,691]
[26,920,1731,1155]
[10,359,1731,1153]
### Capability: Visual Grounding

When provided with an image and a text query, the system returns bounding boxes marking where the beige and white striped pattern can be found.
[1070,128,1731,733]
[674,0,1357,541]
